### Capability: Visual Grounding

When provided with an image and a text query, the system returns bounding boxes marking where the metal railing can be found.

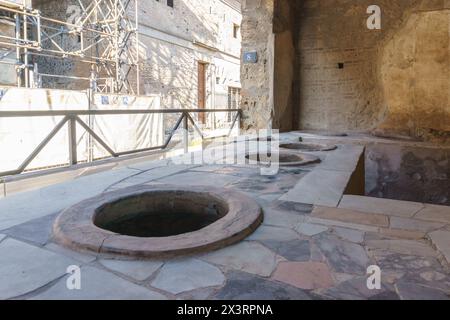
[0,108,241,178]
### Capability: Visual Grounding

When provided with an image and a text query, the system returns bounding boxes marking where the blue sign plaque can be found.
[243,51,258,63]
[101,95,109,105]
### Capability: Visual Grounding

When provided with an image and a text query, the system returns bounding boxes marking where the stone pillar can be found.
[240,0,298,132]
[240,0,275,132]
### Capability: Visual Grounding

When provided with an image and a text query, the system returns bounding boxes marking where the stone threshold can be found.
[302,196,450,267]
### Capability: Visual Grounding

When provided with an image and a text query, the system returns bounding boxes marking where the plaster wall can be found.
[298,0,450,142]
[365,142,450,205]
[240,0,449,143]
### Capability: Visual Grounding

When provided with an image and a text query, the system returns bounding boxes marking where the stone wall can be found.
[364,141,450,206]
[379,7,450,142]
[298,0,449,142]
[240,0,275,131]
[240,0,450,142]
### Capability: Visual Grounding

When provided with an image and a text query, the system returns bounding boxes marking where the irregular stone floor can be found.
[0,138,449,300]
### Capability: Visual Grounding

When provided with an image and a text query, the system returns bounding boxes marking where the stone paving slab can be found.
[214,166,261,177]
[318,144,364,173]
[246,226,299,242]
[202,242,278,277]
[125,159,170,172]
[0,238,76,300]
[151,259,224,295]
[310,243,326,262]
[280,169,353,207]
[429,231,450,264]
[395,282,450,300]
[230,174,300,195]
[314,234,370,275]
[312,206,389,228]
[322,277,398,300]
[305,216,379,233]
[261,240,311,262]
[188,165,227,173]
[155,171,239,188]
[366,240,438,257]
[99,259,164,282]
[262,208,305,229]
[330,227,365,244]
[178,287,217,300]
[0,167,138,230]
[45,243,97,264]
[214,271,312,300]
[2,213,58,246]
[415,204,450,224]
[372,251,443,272]
[106,165,194,191]
[377,228,426,240]
[272,262,334,290]
[419,271,447,282]
[390,216,446,233]
[246,192,288,206]
[399,272,450,293]
[269,200,313,215]
[295,223,329,237]
[339,195,424,218]
[31,266,167,300]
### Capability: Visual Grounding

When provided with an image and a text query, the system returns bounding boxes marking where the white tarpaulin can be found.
[1,0,32,5]
[0,87,89,172]
[91,93,163,159]
[0,87,163,174]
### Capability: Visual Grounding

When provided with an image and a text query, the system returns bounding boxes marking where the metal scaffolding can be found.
[0,0,140,94]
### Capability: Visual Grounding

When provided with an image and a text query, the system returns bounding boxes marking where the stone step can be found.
[429,231,450,265]
[311,206,390,228]
[415,204,450,224]
[339,195,424,218]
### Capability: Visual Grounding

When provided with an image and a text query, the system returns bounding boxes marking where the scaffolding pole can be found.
[0,0,140,94]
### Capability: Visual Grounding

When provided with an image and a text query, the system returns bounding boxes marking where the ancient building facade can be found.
[1,0,242,122]
[241,0,450,142]
[136,0,242,118]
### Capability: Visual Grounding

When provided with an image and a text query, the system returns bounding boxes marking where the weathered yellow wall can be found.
[273,0,298,132]
[297,1,450,142]
[242,1,450,142]
[380,10,450,141]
